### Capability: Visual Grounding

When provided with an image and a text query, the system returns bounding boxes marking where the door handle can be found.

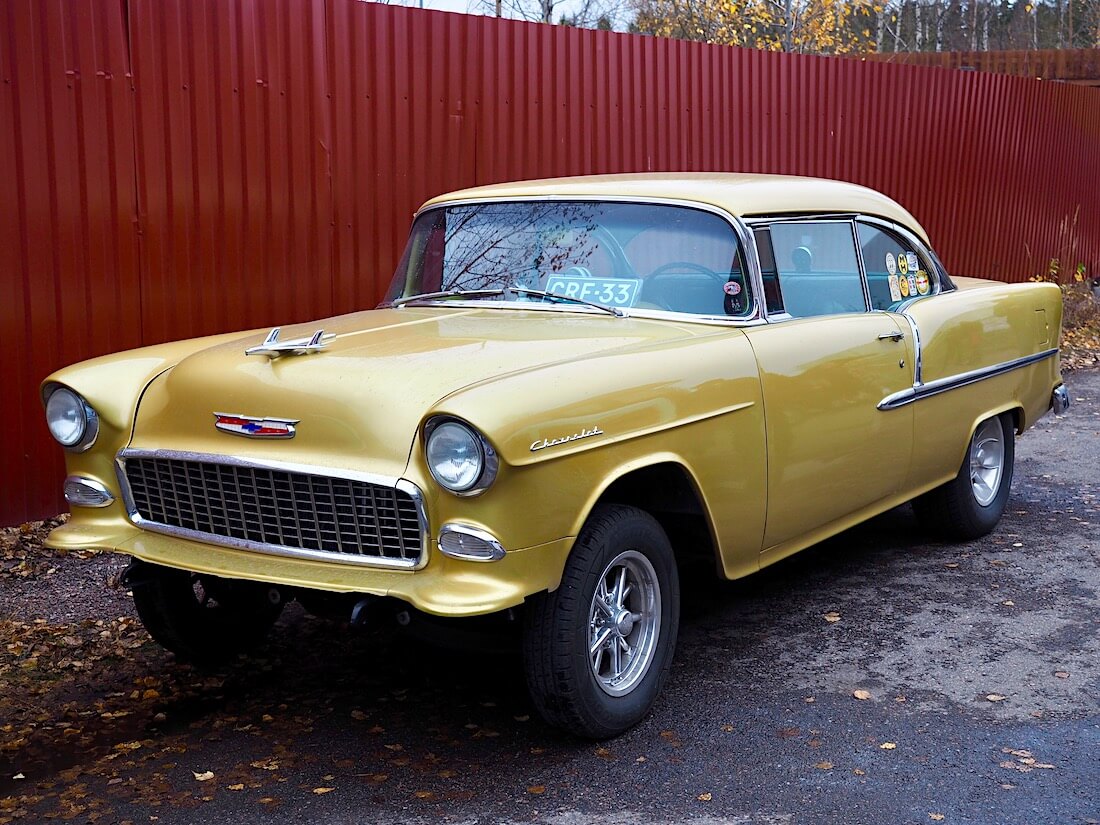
[877,331,905,342]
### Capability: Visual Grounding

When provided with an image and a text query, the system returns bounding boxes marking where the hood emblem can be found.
[214,413,298,439]
[246,327,331,358]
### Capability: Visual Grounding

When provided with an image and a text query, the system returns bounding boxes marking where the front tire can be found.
[523,505,680,739]
[914,412,1015,540]
[129,561,284,664]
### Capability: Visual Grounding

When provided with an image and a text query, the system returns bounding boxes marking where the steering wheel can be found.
[645,261,742,313]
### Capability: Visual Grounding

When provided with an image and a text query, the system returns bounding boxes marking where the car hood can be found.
[129,306,705,477]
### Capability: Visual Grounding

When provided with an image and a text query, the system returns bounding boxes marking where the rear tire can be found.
[913,412,1015,541]
[523,505,680,739]
[130,561,284,664]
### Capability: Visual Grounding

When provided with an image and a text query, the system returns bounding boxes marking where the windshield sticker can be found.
[885,253,897,276]
[915,271,930,295]
[898,253,909,276]
[898,274,910,298]
[723,281,742,296]
[907,272,918,296]
[888,273,903,302]
[543,276,641,308]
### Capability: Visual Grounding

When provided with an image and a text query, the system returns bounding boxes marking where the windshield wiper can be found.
[391,289,507,306]
[508,287,624,317]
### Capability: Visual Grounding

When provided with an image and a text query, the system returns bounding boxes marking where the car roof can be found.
[421,173,930,243]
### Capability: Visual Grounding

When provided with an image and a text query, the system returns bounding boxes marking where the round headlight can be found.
[425,420,496,494]
[45,387,97,450]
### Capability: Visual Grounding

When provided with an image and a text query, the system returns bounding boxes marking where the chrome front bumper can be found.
[1052,384,1070,415]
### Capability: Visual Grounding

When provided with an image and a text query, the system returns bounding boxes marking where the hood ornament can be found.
[214,413,298,439]
[246,327,331,358]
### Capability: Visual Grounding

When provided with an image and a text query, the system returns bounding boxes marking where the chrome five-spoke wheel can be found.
[523,504,680,739]
[913,411,1016,541]
[969,417,1005,506]
[589,550,661,697]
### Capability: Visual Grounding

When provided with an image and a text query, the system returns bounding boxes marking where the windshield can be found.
[385,200,752,317]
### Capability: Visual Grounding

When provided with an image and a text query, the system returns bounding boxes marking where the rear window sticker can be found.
[885,253,897,276]
[888,273,903,302]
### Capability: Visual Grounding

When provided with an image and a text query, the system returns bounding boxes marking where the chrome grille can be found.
[121,455,423,566]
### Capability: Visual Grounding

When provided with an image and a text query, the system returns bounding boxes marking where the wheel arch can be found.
[577,456,720,572]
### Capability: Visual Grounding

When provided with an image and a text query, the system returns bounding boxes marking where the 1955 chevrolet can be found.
[43,174,1070,738]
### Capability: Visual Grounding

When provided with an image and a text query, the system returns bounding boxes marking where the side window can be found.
[753,227,785,315]
[766,222,866,318]
[856,222,934,310]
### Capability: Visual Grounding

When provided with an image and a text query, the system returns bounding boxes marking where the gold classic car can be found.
[43,174,1070,739]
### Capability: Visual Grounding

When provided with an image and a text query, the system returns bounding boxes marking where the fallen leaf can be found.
[594,746,613,759]
[880,742,897,750]
[778,727,800,738]
[853,768,866,776]
[251,760,279,771]
[12,773,25,780]
[527,785,546,795]
[814,761,834,770]
[945,562,959,568]
[985,694,1007,702]
[720,724,735,732]
[635,756,647,763]
[804,697,816,703]
[697,792,712,801]
[513,715,530,722]
[823,611,841,623]
[1001,600,1015,607]
[1054,671,1070,679]
[350,710,367,721]
[853,689,872,701]
[258,797,275,804]
[228,784,244,791]
[929,815,945,821]
[413,790,434,799]
[193,771,214,782]
[312,788,335,795]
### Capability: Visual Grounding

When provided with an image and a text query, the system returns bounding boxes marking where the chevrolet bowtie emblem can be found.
[214,413,298,439]
[245,327,331,358]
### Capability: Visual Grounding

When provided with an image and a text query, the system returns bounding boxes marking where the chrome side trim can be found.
[114,449,430,570]
[897,310,923,386]
[437,523,507,562]
[878,348,1058,411]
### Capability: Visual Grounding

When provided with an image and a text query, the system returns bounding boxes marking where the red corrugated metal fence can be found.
[2,0,1099,525]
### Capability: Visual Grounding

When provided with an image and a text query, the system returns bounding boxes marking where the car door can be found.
[743,220,915,554]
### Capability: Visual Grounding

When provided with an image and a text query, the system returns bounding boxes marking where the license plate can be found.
[543,276,642,308]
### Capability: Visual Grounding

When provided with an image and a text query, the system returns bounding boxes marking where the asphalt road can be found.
[4,370,1098,825]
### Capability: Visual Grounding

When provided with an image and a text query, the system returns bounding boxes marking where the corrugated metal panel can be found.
[1,0,141,522]
[865,48,1100,87]
[3,1,1099,525]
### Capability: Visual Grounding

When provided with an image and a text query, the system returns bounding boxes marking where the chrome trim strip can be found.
[897,310,923,386]
[409,195,767,326]
[63,475,115,508]
[878,348,1058,411]
[437,523,507,562]
[114,449,430,570]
